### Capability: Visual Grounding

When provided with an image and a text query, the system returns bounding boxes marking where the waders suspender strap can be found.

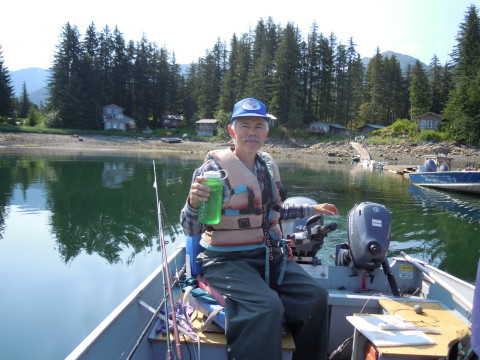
[257,153,287,287]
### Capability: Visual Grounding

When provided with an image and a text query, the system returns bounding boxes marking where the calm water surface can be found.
[0,151,479,359]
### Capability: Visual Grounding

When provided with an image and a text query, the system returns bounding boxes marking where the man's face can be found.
[229,117,269,153]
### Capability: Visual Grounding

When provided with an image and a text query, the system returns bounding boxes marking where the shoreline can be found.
[1,132,480,168]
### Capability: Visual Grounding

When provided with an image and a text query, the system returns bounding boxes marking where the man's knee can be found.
[259,294,285,320]
[313,283,328,303]
[298,281,328,304]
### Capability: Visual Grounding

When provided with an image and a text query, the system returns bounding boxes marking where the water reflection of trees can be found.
[0,157,50,240]
[0,155,196,264]
[45,158,193,264]
[0,159,14,240]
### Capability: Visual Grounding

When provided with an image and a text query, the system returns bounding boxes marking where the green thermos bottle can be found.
[198,171,223,224]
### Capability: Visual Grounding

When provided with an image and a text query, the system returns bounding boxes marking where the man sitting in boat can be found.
[180,97,339,360]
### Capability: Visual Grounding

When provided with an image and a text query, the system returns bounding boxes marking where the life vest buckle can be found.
[237,218,251,228]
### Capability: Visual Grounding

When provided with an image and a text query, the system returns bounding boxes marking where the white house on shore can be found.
[103,104,137,131]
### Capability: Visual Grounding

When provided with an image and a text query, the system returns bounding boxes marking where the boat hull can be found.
[409,171,480,194]
[160,137,182,143]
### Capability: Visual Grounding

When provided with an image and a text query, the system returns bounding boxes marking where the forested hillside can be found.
[1,4,479,143]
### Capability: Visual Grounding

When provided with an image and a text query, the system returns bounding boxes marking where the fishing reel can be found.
[281,197,338,265]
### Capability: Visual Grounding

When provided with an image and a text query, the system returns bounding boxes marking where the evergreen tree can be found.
[409,60,431,117]
[443,71,480,143]
[344,38,364,129]
[48,22,83,128]
[429,55,444,114]
[219,34,241,112]
[404,63,413,108]
[303,22,321,121]
[334,42,348,124]
[235,33,252,100]
[196,40,226,118]
[98,25,114,105]
[271,23,303,127]
[360,50,408,126]
[80,22,103,129]
[361,48,384,124]
[132,34,154,126]
[168,53,185,116]
[0,45,14,119]
[151,46,170,124]
[184,62,200,122]
[383,54,408,124]
[125,40,136,115]
[18,82,31,118]
[219,33,252,112]
[248,18,278,104]
[444,5,480,143]
[111,26,133,114]
[440,62,455,110]
[27,107,39,126]
[317,33,335,122]
[451,4,480,79]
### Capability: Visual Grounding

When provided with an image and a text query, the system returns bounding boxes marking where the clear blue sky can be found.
[2,0,477,71]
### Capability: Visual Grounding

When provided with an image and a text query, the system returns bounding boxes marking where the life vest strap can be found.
[223,208,263,216]
[231,184,248,195]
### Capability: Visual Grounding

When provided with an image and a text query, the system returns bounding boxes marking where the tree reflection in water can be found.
[0,154,195,265]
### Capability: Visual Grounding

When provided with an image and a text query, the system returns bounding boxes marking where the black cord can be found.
[329,336,353,360]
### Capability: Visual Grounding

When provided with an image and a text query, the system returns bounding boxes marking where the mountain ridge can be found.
[361,51,430,72]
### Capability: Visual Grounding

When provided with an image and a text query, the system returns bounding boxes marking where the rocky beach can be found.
[1,132,480,169]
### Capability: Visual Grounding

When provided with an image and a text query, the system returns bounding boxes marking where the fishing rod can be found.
[125,266,186,360]
[153,160,183,360]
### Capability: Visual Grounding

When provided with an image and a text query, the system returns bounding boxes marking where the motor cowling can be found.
[347,202,391,271]
[425,159,437,172]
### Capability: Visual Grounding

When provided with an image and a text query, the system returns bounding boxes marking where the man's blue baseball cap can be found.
[230,98,270,124]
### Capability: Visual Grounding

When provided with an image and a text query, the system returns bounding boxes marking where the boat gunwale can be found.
[66,244,186,359]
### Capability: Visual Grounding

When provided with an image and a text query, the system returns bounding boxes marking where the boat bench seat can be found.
[148,309,296,353]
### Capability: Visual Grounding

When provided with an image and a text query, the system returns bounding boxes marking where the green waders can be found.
[201,246,329,360]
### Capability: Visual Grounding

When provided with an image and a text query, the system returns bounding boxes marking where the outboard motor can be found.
[425,158,437,172]
[347,202,391,271]
[337,202,399,296]
[281,196,337,265]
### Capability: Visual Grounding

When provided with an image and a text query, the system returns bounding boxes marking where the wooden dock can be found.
[350,142,371,162]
